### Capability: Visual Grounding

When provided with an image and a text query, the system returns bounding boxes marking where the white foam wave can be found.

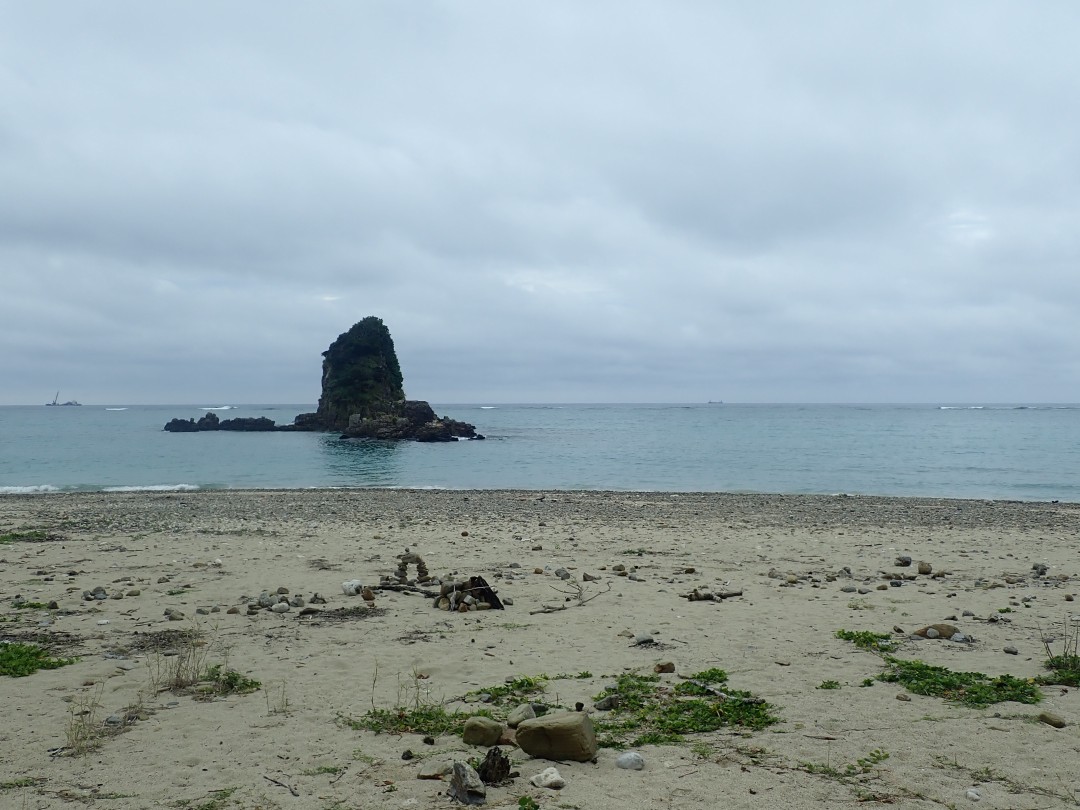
[479,406,497,409]
[102,484,201,493]
[0,485,61,495]
[201,406,234,411]
[105,407,128,411]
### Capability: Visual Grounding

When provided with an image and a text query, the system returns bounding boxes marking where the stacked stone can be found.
[394,550,430,584]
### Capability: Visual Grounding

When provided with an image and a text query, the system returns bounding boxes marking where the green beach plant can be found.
[0,642,77,677]
[878,658,1040,707]
[835,629,898,654]
[591,668,778,748]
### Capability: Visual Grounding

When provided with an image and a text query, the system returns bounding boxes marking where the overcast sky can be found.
[3,3,1079,405]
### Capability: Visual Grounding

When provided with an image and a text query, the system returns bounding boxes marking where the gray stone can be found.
[417,759,454,779]
[507,703,536,728]
[615,751,646,770]
[447,761,486,804]
[1004,645,1019,655]
[516,711,597,762]
[270,601,291,613]
[462,716,504,747]
[530,766,565,789]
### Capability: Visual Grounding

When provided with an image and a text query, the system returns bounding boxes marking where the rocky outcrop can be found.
[164,316,484,440]
[164,413,280,432]
[293,316,405,432]
[293,317,483,441]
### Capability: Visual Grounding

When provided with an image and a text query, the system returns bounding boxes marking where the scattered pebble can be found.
[615,751,646,770]
[1038,712,1066,728]
[531,766,566,789]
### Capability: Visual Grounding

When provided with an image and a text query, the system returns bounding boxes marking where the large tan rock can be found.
[515,712,597,762]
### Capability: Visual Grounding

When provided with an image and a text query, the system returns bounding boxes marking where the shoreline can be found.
[2,489,1079,808]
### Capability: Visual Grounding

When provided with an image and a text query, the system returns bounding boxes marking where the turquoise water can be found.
[1,403,1078,500]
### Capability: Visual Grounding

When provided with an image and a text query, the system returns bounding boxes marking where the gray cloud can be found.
[3,2,1080,405]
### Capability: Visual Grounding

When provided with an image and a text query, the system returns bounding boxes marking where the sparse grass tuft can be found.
[0,529,54,543]
[1038,619,1080,687]
[0,777,42,789]
[818,680,841,690]
[801,749,890,779]
[467,675,547,705]
[341,705,492,737]
[65,683,106,755]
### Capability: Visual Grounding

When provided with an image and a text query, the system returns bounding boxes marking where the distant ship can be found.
[46,391,81,406]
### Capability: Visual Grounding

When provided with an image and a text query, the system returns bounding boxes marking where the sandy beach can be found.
[2,489,1078,809]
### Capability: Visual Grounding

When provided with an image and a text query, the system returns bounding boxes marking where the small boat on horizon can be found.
[46,391,82,406]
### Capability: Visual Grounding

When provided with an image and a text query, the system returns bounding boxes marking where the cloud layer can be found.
[3,3,1079,404]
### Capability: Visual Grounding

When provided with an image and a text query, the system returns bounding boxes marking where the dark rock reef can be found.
[164,413,278,432]
[165,316,483,442]
[339,399,480,442]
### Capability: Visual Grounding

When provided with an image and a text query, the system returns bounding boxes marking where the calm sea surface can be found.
[1,403,1078,501]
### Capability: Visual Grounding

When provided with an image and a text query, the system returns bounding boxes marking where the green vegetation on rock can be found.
[315,316,405,430]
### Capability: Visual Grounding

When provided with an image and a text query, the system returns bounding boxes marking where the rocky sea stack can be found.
[164,316,482,442]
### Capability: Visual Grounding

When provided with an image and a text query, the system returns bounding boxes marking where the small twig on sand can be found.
[263,774,299,796]
[550,579,613,605]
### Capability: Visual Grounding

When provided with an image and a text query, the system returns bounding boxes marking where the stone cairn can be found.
[371,548,504,612]
[389,549,431,585]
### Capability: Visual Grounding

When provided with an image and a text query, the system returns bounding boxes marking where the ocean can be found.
[1,403,1078,501]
